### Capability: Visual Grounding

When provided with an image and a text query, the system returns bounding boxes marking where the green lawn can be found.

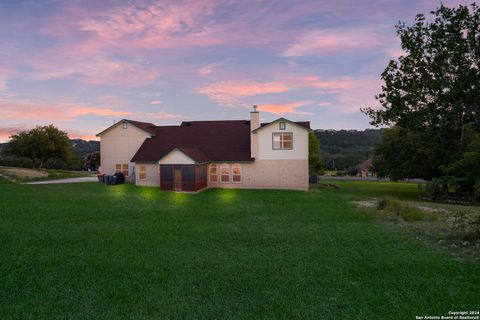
[0,180,478,319]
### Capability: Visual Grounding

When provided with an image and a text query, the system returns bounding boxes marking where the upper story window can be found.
[220,163,230,182]
[272,132,293,150]
[279,122,286,130]
[122,121,127,129]
[209,164,218,182]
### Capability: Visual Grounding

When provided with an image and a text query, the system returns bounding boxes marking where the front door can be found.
[174,169,182,191]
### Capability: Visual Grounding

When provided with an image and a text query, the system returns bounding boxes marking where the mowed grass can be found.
[0,179,479,319]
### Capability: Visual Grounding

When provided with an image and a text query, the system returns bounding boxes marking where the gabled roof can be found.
[95,119,156,137]
[128,117,310,163]
[156,147,209,163]
[252,118,311,133]
[131,120,253,162]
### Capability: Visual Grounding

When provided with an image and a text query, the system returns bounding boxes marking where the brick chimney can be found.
[250,105,260,158]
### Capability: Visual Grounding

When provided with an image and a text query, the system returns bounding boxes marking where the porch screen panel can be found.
[182,165,195,191]
[160,165,173,190]
[181,165,195,181]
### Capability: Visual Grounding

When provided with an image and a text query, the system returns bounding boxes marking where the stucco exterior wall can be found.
[208,159,308,191]
[135,163,160,187]
[158,149,195,165]
[99,122,151,176]
[256,121,308,160]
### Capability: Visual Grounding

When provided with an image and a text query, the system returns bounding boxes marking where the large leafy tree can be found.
[372,127,433,180]
[363,3,480,187]
[4,125,72,168]
[308,131,323,175]
[363,3,480,134]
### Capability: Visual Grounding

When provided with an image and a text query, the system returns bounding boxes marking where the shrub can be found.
[0,157,35,168]
[345,165,360,176]
[334,170,345,177]
[474,181,480,200]
[376,196,392,210]
[376,197,433,221]
[452,212,480,240]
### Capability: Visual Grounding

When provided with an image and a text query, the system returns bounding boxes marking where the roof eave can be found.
[251,117,310,133]
[156,147,201,164]
[96,119,156,137]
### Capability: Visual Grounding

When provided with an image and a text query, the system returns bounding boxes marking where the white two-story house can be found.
[97,107,310,191]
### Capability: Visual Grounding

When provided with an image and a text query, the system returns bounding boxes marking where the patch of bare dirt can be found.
[351,200,376,208]
[0,167,48,180]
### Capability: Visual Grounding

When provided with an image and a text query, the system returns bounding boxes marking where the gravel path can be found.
[25,177,98,185]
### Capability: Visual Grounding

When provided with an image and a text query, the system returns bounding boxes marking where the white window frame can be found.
[138,165,147,181]
[121,163,129,176]
[209,163,218,182]
[232,163,241,183]
[220,163,230,183]
[272,132,293,150]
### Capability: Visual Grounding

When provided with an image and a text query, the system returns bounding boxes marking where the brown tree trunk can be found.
[38,157,45,169]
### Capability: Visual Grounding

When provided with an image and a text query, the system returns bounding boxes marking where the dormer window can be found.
[123,121,127,129]
[279,122,286,130]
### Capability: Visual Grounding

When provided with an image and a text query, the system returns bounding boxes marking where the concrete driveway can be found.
[25,177,98,185]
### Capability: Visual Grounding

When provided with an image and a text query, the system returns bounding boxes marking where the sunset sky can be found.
[0,0,470,142]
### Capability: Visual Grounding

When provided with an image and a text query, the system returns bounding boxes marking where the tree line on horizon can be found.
[315,129,383,173]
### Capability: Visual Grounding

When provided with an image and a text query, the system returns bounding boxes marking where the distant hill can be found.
[315,129,383,170]
[71,139,100,158]
[0,139,100,159]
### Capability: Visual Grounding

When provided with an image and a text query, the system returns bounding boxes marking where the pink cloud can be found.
[25,53,162,87]
[293,76,351,92]
[150,100,162,105]
[67,130,99,141]
[0,125,99,144]
[318,102,332,106]
[334,76,383,113]
[282,29,385,57]
[258,101,314,115]
[143,111,186,120]
[196,76,351,105]
[0,100,132,121]
[0,126,29,142]
[79,1,220,49]
[196,80,290,105]
[383,38,405,58]
[197,63,220,75]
